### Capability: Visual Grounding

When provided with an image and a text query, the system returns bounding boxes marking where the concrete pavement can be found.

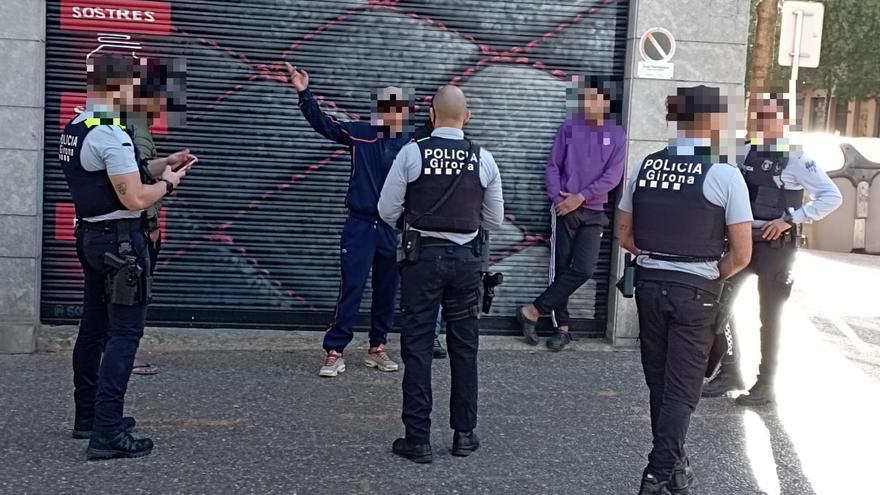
[1,249,879,494]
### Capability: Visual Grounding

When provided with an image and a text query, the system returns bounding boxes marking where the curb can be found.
[36,325,628,353]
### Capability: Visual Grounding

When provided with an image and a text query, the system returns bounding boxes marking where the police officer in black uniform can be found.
[701,93,842,404]
[617,86,753,494]
[62,55,194,460]
[378,85,504,463]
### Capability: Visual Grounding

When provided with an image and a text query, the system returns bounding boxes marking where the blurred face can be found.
[376,100,409,129]
[677,111,725,140]
[582,88,610,120]
[135,94,166,120]
[750,98,787,141]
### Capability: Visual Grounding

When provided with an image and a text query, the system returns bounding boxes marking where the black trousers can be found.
[72,222,150,432]
[636,279,718,479]
[399,244,481,444]
[709,241,796,382]
[534,209,607,327]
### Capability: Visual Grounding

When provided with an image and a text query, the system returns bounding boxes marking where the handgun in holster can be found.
[476,229,503,314]
[104,241,150,306]
[615,253,636,298]
[712,280,736,335]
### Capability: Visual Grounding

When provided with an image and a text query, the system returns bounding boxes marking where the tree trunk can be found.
[748,0,778,95]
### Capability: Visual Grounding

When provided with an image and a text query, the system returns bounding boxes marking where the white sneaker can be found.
[319,351,346,377]
[364,346,399,372]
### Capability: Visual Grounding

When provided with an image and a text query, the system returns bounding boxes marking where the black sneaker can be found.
[735,379,775,407]
[72,416,137,439]
[702,364,744,398]
[517,307,539,346]
[546,329,572,351]
[451,430,480,457]
[392,438,433,464]
[433,336,447,359]
[86,430,153,461]
[638,471,671,495]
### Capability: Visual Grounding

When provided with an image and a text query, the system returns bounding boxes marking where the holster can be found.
[103,220,151,305]
[615,253,636,298]
[396,229,421,265]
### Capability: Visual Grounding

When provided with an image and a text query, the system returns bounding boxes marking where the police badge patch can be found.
[761,159,774,172]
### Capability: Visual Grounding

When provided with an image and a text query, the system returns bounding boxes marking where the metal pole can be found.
[789,9,805,129]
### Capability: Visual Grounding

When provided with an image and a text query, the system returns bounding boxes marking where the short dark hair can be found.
[87,55,134,92]
[666,85,726,122]
[752,91,789,119]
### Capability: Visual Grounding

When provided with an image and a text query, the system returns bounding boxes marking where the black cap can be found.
[666,85,725,122]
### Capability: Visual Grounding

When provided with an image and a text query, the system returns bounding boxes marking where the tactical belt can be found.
[635,267,723,297]
[76,217,142,235]
[420,237,475,249]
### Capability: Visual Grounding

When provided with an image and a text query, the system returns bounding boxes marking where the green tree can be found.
[747,0,880,131]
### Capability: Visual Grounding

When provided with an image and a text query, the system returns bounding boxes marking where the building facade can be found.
[0,0,750,353]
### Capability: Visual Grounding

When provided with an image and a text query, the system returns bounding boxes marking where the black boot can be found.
[451,430,480,457]
[701,364,744,398]
[735,378,775,406]
[72,416,136,439]
[546,329,572,351]
[86,430,153,460]
[638,471,671,495]
[668,457,695,494]
[433,336,447,359]
[392,438,433,464]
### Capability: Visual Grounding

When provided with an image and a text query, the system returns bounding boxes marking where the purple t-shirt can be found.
[545,115,627,211]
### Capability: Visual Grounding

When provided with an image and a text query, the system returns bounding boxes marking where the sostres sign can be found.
[60,0,172,36]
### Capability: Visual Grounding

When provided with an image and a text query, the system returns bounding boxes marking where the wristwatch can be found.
[160,179,174,195]
[782,208,794,226]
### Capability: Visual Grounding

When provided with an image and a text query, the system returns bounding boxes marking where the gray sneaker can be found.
[319,351,346,377]
[365,346,399,372]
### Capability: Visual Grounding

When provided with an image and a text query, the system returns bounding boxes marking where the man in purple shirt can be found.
[518,78,627,350]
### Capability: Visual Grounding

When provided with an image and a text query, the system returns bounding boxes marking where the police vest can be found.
[59,117,129,219]
[632,148,726,259]
[742,146,804,221]
[404,137,484,233]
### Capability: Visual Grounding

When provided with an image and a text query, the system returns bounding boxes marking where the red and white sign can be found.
[61,0,172,36]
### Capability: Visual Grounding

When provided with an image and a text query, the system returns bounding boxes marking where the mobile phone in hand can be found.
[173,156,198,172]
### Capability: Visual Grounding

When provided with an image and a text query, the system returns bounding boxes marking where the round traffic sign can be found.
[639,27,676,63]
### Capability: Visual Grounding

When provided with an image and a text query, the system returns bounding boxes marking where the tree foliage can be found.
[748,0,880,102]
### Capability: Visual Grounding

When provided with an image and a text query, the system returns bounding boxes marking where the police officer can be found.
[378,85,504,463]
[286,63,410,378]
[63,55,194,460]
[701,92,843,404]
[617,85,753,494]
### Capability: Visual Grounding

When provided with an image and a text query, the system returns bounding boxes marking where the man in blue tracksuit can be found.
[286,63,412,377]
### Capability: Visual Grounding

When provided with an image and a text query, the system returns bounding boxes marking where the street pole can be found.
[789,8,805,129]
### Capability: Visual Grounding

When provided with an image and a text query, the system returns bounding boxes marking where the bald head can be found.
[431,85,470,128]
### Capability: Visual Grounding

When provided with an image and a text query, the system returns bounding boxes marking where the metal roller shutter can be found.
[41,0,629,334]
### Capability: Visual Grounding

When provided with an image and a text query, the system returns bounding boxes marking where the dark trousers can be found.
[534,209,606,327]
[709,241,796,382]
[399,244,481,444]
[72,224,150,433]
[323,215,399,353]
[636,280,718,479]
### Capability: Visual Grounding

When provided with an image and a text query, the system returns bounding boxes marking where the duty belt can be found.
[75,217,142,235]
[635,267,723,297]
[420,237,475,249]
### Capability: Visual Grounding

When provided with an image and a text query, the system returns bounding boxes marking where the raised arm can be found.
[286,63,354,146]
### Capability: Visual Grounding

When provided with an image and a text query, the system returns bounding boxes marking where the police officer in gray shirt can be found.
[617,85,753,494]
[378,85,503,464]
[62,55,194,460]
[702,92,843,404]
